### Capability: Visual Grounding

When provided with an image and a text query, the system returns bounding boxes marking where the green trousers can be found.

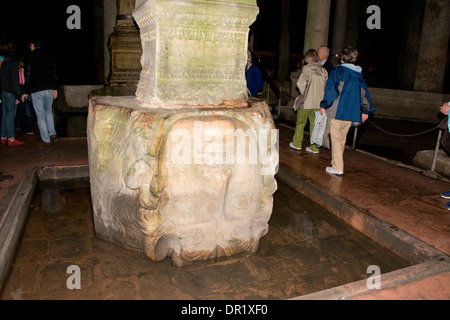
[293,109,319,152]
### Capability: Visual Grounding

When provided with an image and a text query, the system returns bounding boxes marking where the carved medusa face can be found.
[157,116,270,253]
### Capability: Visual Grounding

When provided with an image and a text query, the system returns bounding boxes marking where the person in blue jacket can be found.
[245,49,263,98]
[319,46,375,175]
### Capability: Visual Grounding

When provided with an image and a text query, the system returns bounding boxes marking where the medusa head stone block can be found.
[87,96,279,266]
[132,0,259,107]
[87,0,278,267]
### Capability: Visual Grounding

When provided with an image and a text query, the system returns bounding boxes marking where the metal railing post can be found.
[431,129,442,172]
[277,85,281,122]
[352,127,358,150]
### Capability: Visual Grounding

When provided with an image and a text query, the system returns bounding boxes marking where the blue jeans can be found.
[31,90,57,143]
[1,91,17,140]
[15,98,36,134]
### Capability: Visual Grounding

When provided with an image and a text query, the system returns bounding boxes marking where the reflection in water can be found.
[327,174,343,194]
[41,189,63,213]
[280,210,339,244]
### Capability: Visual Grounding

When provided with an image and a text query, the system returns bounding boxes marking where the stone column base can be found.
[87,96,279,266]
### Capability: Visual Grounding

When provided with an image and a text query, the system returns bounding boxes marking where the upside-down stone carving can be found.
[87,0,279,266]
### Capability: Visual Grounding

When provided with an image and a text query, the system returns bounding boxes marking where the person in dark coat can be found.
[0,42,25,146]
[318,46,334,75]
[245,49,263,98]
[22,40,59,145]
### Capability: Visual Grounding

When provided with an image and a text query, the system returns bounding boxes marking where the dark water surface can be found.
[1,179,410,300]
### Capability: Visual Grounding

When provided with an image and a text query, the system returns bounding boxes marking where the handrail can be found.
[352,120,443,172]
[366,120,439,137]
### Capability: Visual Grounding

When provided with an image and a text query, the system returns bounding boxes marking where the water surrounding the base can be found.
[1,179,410,300]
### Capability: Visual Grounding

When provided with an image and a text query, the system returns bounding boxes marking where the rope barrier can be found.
[268,79,439,138]
[279,87,296,101]
[366,119,439,137]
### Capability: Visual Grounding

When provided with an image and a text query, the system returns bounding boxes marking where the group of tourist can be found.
[0,40,59,186]
[290,45,375,176]
[0,40,59,147]
[290,45,450,212]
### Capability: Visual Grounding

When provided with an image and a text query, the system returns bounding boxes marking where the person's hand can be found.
[319,107,325,115]
[21,94,28,102]
[362,114,369,123]
[440,102,450,116]
[15,99,19,105]
[53,90,58,100]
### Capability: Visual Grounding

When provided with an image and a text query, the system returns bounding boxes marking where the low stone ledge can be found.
[413,149,450,179]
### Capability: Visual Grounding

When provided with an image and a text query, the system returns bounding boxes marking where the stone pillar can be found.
[303,0,331,52]
[414,0,450,93]
[103,0,117,84]
[88,0,278,267]
[330,0,348,64]
[344,0,360,47]
[277,0,291,81]
[108,0,142,92]
[397,0,425,90]
[132,0,257,107]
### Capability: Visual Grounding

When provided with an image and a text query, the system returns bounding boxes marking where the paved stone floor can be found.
[1,179,409,300]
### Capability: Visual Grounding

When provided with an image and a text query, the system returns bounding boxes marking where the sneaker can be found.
[7,139,25,146]
[306,146,319,154]
[326,166,344,175]
[50,135,59,143]
[445,202,450,211]
[289,142,302,151]
[441,191,450,199]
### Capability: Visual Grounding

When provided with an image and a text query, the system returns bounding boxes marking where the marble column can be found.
[108,0,142,92]
[132,0,258,106]
[344,0,360,48]
[414,0,450,93]
[277,0,291,81]
[88,0,278,267]
[397,0,425,90]
[330,0,348,64]
[303,0,331,52]
[103,0,117,84]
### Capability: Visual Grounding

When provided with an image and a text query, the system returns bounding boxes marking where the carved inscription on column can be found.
[133,0,259,107]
